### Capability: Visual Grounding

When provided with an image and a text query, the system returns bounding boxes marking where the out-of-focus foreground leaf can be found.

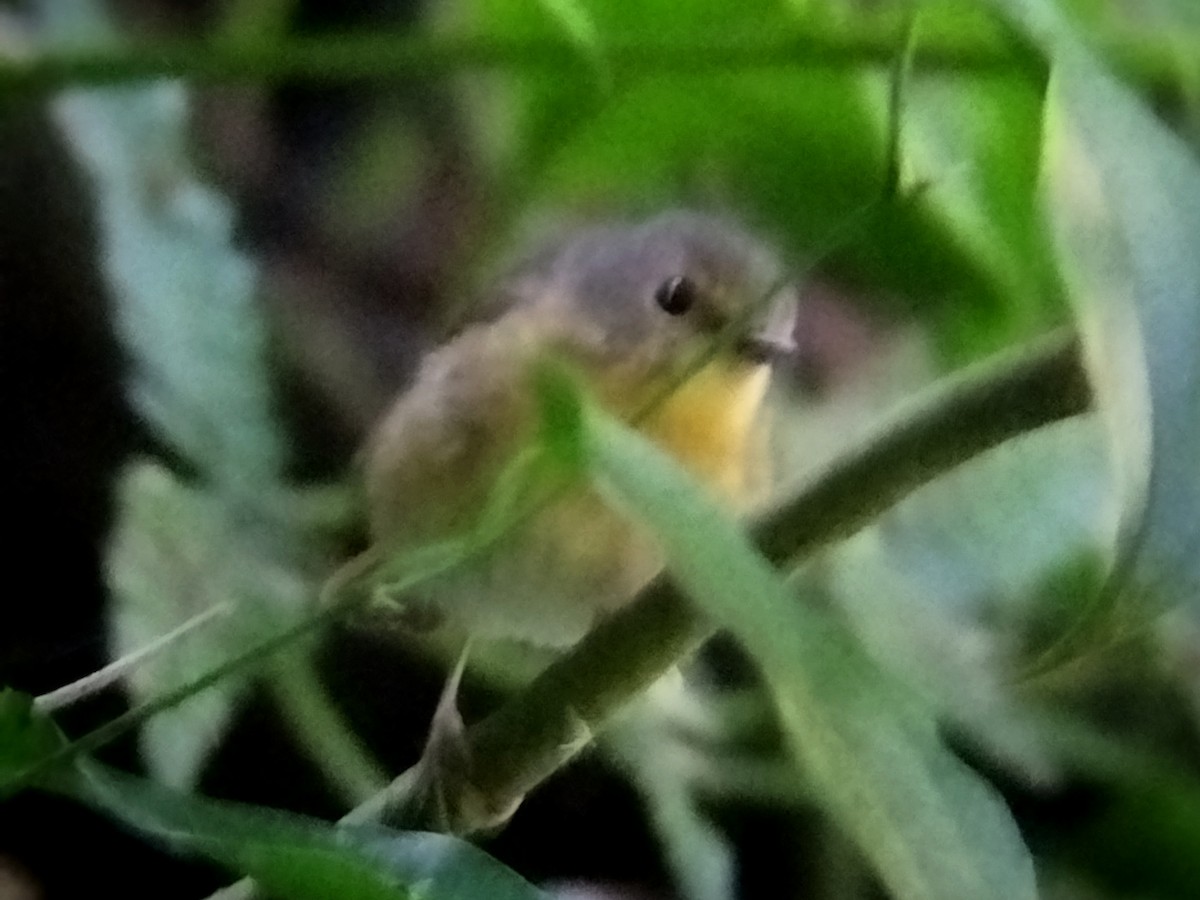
[606,695,738,900]
[542,369,1036,900]
[990,0,1200,622]
[0,691,545,900]
[73,766,546,900]
[810,416,1112,782]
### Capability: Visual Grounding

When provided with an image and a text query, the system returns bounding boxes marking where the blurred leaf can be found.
[0,691,542,900]
[51,72,284,496]
[451,0,1065,359]
[992,0,1200,618]
[0,690,68,798]
[68,761,545,900]
[1063,772,1200,897]
[1120,0,1200,28]
[900,56,1063,352]
[105,460,307,788]
[1030,710,1200,898]
[607,696,737,900]
[218,0,299,43]
[35,0,111,42]
[810,416,1112,782]
[44,0,304,786]
[549,373,1036,900]
[534,0,607,80]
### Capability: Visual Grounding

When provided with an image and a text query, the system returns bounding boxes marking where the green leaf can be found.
[899,55,1064,354]
[453,0,1065,358]
[105,460,307,788]
[0,690,69,797]
[49,23,284,495]
[568,394,1036,900]
[534,0,608,82]
[812,417,1112,781]
[67,762,545,900]
[990,0,1200,617]
[532,357,589,472]
[3,684,541,900]
[39,0,310,793]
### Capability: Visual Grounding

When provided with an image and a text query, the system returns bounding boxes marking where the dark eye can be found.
[654,275,698,316]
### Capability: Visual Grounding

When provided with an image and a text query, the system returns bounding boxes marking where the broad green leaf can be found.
[534,0,607,81]
[68,762,545,900]
[900,62,1063,354]
[1,689,539,899]
[1029,710,1200,898]
[1059,771,1200,897]
[551,374,1035,900]
[47,4,284,495]
[1118,0,1200,28]
[43,0,306,786]
[989,0,1200,616]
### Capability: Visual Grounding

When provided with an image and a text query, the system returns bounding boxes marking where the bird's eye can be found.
[654,275,698,316]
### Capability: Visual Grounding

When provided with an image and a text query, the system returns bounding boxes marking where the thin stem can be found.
[266,649,389,806]
[753,327,1089,565]
[8,607,333,797]
[2,20,1193,92]
[35,603,231,714]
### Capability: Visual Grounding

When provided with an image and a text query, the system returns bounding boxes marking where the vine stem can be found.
[1,19,1195,92]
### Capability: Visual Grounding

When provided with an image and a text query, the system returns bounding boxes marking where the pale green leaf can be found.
[0,690,69,798]
[606,696,736,900]
[0,689,543,900]
[104,460,306,787]
[813,417,1112,781]
[565,385,1036,900]
[989,0,1200,615]
[48,18,284,493]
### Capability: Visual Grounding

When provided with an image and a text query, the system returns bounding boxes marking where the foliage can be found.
[0,690,544,899]
[2,0,1200,898]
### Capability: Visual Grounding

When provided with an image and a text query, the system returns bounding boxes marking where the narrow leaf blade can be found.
[991,0,1200,616]
[573,398,1036,900]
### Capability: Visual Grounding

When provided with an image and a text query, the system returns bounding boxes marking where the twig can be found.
[753,327,1089,564]
[34,602,231,714]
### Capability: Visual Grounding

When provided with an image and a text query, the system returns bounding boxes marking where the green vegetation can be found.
[3,0,1200,898]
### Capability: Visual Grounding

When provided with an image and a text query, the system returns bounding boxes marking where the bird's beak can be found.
[735,285,797,365]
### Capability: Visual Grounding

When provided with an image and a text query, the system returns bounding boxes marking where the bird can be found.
[349,210,796,647]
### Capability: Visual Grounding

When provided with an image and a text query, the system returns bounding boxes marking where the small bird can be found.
[357,210,796,647]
